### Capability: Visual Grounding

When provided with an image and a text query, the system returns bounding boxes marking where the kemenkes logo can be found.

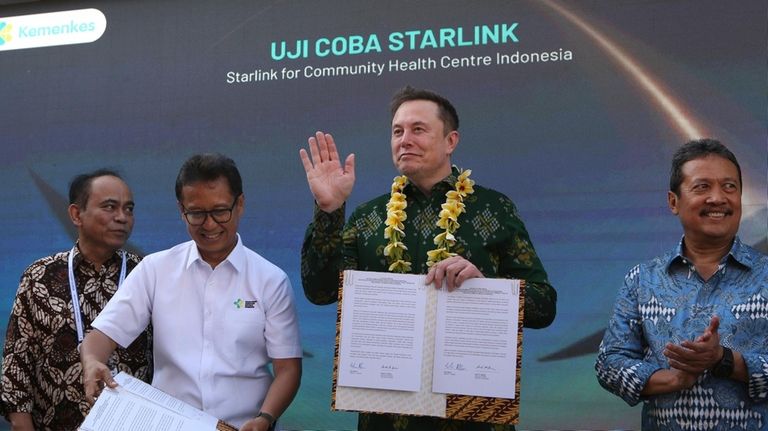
[0,9,106,52]
[233,298,258,309]
[0,22,11,46]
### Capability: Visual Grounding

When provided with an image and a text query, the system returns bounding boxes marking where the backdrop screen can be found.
[0,0,765,429]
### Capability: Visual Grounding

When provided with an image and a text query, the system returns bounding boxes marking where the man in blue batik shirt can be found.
[596,139,768,430]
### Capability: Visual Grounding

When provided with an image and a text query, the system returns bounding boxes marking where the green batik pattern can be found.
[300,204,346,305]
[302,169,556,324]
[412,204,440,239]
[355,209,384,244]
[301,168,557,430]
[471,206,501,242]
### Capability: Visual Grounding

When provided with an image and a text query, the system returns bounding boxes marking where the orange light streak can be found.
[540,0,705,140]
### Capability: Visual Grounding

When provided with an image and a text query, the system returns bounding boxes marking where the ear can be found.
[445,130,459,155]
[68,204,83,226]
[235,194,245,214]
[177,202,186,220]
[667,191,679,215]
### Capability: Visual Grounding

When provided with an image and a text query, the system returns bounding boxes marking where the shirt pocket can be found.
[219,305,267,370]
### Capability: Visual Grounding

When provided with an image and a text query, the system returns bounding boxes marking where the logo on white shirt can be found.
[233,298,258,309]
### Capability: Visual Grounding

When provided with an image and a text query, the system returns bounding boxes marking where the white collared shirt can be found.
[93,235,302,428]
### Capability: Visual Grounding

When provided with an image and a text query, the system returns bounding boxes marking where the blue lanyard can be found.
[68,246,127,343]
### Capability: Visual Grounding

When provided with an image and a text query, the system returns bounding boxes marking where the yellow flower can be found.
[442,199,463,213]
[386,199,407,211]
[436,217,448,230]
[386,211,406,229]
[390,192,406,203]
[384,241,407,257]
[427,247,446,260]
[388,259,412,273]
[439,201,462,221]
[433,231,455,246]
[391,175,408,193]
[384,225,404,240]
[426,248,456,266]
[455,177,475,197]
[384,169,473,271]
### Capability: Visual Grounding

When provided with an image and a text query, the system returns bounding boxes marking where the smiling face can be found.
[390,100,458,192]
[668,155,742,247]
[71,175,134,261]
[179,176,243,268]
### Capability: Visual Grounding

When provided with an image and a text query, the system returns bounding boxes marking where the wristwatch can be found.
[256,411,276,430]
[711,346,734,378]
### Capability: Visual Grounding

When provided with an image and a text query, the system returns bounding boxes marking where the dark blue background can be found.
[1,1,765,429]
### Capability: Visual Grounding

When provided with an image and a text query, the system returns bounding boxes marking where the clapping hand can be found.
[664,316,723,374]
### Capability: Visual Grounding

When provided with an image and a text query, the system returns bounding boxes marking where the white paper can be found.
[79,372,218,431]
[432,278,520,399]
[337,270,427,392]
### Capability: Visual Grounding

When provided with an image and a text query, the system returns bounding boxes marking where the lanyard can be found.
[68,246,127,343]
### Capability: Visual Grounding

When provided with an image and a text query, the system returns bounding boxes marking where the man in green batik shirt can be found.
[299,86,557,431]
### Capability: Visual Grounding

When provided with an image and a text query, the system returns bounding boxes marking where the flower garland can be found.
[384,169,475,273]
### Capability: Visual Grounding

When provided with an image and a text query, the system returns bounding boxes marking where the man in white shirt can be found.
[81,153,302,431]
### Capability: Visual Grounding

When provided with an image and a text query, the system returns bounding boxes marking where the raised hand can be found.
[299,131,355,213]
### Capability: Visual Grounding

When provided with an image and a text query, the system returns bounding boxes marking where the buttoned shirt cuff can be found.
[632,363,664,403]
[602,359,660,406]
[743,353,768,401]
[313,202,345,231]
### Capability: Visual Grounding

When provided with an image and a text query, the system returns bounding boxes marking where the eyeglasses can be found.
[182,196,239,226]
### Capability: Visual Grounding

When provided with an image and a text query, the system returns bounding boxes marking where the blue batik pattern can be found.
[596,237,768,430]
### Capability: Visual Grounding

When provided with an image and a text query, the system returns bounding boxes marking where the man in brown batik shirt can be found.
[1,169,152,431]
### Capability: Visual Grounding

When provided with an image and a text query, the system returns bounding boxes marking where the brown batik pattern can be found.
[1,248,152,431]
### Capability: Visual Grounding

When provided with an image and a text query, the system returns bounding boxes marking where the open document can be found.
[432,279,519,398]
[80,372,236,431]
[333,270,524,424]
[337,270,427,392]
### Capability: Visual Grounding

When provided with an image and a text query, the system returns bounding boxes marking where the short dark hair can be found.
[390,85,459,135]
[175,153,243,201]
[669,138,742,195]
[69,169,123,208]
